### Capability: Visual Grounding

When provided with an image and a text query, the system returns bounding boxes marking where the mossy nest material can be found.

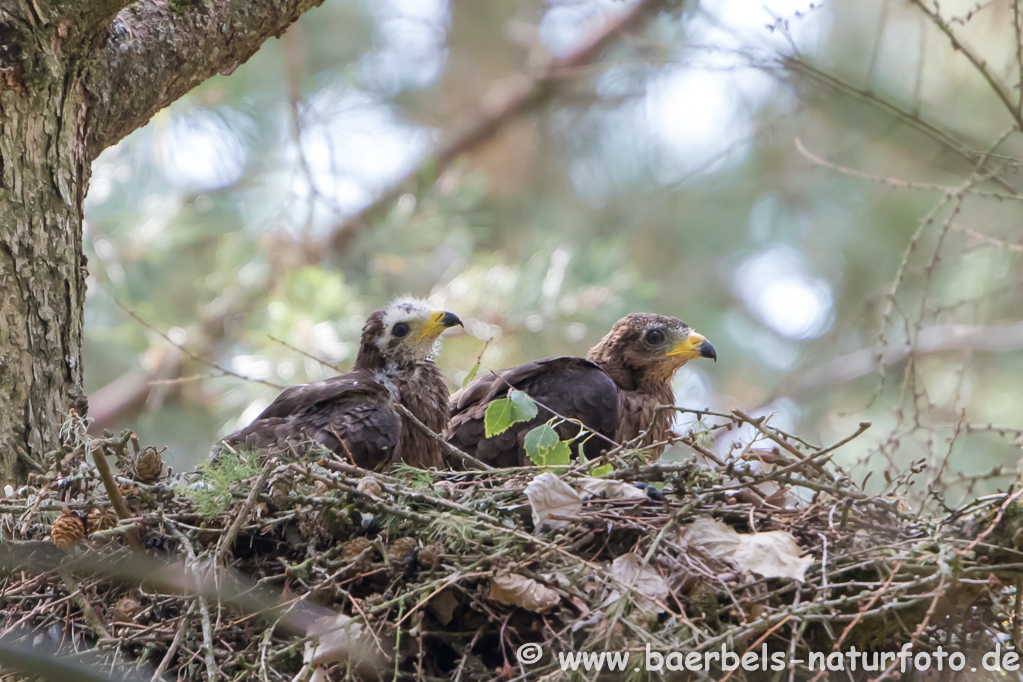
[2,413,1023,681]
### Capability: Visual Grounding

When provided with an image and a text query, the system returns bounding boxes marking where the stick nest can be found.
[2,411,1023,681]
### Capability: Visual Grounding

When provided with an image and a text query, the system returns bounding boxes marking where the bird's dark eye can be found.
[645,329,665,345]
[392,322,410,338]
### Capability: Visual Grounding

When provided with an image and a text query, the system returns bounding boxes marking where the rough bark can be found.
[0,0,324,485]
[0,10,91,483]
[85,0,326,155]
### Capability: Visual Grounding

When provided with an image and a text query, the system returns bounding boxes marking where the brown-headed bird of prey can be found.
[216,299,462,470]
[445,313,716,468]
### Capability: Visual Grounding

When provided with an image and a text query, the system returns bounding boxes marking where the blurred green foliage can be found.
[84,0,1023,504]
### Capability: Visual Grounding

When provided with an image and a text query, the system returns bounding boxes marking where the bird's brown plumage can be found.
[216,300,461,470]
[587,313,716,455]
[445,313,716,467]
[446,357,620,468]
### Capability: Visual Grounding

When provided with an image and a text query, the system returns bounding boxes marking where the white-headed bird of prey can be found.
[217,298,462,470]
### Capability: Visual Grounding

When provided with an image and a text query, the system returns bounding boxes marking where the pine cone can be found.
[267,465,294,507]
[133,447,163,483]
[356,475,383,499]
[688,582,720,621]
[296,509,327,543]
[88,507,118,533]
[389,537,418,565]
[342,536,373,561]
[418,543,444,567]
[51,512,86,551]
[322,506,355,541]
[116,483,143,515]
[362,593,387,610]
[342,536,375,574]
[117,483,140,500]
[112,597,142,623]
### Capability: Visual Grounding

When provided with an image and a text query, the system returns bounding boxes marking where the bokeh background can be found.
[82,0,1023,506]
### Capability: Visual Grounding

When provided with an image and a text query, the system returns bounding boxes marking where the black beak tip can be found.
[442,312,463,328]
[699,340,717,362]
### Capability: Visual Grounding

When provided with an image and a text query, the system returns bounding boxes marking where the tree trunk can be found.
[0,22,90,484]
[0,0,325,486]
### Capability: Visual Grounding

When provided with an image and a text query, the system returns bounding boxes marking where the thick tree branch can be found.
[63,1,134,36]
[0,0,129,37]
[84,0,326,158]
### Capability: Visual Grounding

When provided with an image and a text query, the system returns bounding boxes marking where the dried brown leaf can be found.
[488,573,560,613]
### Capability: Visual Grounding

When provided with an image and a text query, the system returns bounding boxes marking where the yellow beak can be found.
[417,310,463,340]
[665,331,717,362]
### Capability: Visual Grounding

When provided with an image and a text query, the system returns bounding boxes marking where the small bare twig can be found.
[112,295,282,390]
[57,567,110,641]
[910,0,1022,129]
[392,404,494,471]
[150,603,196,682]
[85,428,143,552]
[214,463,275,563]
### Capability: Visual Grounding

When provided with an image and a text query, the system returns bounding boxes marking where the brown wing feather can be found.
[445,357,618,468]
[219,370,401,471]
[254,372,382,419]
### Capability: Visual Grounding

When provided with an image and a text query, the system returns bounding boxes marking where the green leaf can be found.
[524,424,560,464]
[523,424,573,467]
[461,363,480,388]
[589,463,613,477]
[484,390,539,438]
[544,441,573,467]
[508,389,538,421]
[484,398,515,438]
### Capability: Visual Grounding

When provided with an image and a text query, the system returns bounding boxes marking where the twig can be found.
[732,409,834,482]
[782,55,1023,195]
[151,603,196,682]
[757,422,872,485]
[195,592,219,682]
[214,463,275,563]
[795,137,1023,202]
[267,334,342,373]
[910,0,1022,129]
[453,627,485,682]
[57,567,110,640]
[167,524,219,682]
[87,430,143,552]
[961,486,1023,556]
[393,404,494,471]
[112,295,282,390]
[15,447,45,474]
